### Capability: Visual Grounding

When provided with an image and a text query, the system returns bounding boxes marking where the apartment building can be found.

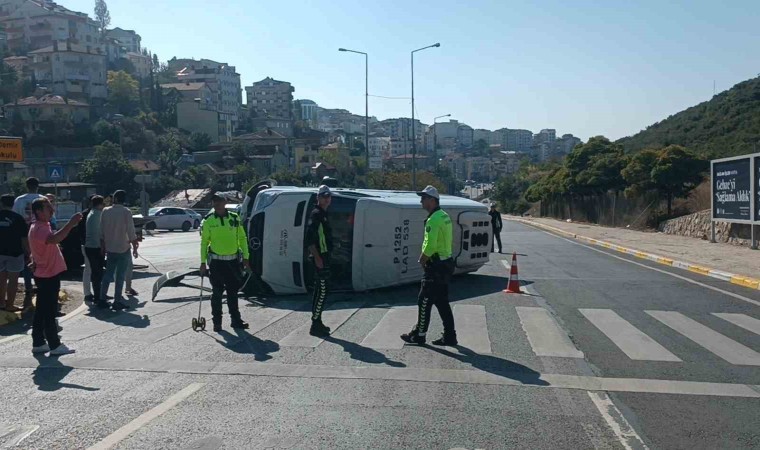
[127,51,150,79]
[105,27,140,53]
[246,77,294,120]
[28,41,107,104]
[0,0,100,54]
[161,81,220,142]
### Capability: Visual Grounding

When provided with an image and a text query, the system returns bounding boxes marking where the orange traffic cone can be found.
[503,252,522,294]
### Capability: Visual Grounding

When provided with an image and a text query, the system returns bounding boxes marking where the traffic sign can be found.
[0,137,23,162]
[48,165,64,181]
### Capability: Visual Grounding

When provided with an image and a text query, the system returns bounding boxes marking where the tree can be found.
[180,166,211,189]
[271,170,303,187]
[189,132,212,153]
[92,119,120,144]
[0,62,19,103]
[94,0,111,38]
[78,141,137,197]
[621,148,659,198]
[565,136,626,196]
[474,139,489,156]
[650,145,708,215]
[118,117,156,155]
[107,71,140,115]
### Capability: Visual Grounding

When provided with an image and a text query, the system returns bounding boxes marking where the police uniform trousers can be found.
[209,259,242,324]
[311,254,330,321]
[416,259,456,336]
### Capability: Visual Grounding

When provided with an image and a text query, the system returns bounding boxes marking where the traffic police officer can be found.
[305,185,333,337]
[401,185,458,346]
[200,193,250,332]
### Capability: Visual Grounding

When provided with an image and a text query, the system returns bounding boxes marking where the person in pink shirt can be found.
[28,198,81,356]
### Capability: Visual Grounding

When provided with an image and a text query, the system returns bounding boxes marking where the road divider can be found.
[509,218,760,291]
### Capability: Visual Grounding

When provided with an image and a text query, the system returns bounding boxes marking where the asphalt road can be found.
[0,223,758,449]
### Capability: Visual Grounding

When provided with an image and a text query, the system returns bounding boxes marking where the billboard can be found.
[712,156,752,223]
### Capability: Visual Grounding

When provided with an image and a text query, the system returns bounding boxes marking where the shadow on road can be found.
[211,329,280,362]
[428,346,548,386]
[84,302,151,329]
[31,355,100,392]
[323,335,405,367]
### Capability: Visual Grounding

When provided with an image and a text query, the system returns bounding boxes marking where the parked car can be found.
[183,209,203,229]
[144,207,196,232]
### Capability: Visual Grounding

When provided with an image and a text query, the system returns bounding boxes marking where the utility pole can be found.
[410,42,440,191]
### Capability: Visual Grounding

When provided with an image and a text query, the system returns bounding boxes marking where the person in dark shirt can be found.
[489,203,503,253]
[304,185,334,337]
[0,194,30,312]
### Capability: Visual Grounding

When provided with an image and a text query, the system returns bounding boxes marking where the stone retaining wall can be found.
[658,210,753,246]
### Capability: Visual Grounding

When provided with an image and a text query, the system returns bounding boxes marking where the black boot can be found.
[432,332,458,346]
[400,328,426,345]
[213,320,222,332]
[231,319,249,329]
[309,319,330,337]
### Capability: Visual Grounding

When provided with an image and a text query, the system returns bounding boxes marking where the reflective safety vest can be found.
[422,208,452,259]
[200,211,249,263]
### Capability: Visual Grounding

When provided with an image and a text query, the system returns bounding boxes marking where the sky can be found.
[63,0,760,141]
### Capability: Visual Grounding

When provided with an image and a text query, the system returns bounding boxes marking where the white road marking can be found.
[580,309,681,362]
[587,391,649,450]
[516,306,584,358]
[8,356,759,398]
[547,231,760,308]
[647,311,760,366]
[0,424,39,448]
[360,306,417,349]
[713,313,760,336]
[454,305,492,354]
[87,382,205,450]
[279,307,359,347]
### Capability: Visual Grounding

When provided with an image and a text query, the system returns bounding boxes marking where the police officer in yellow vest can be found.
[305,185,333,337]
[200,193,251,332]
[401,185,458,346]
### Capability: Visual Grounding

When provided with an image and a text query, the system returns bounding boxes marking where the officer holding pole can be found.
[401,185,458,346]
[200,193,250,332]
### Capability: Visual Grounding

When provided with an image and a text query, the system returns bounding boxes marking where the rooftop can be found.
[6,95,89,107]
[128,159,160,172]
[160,82,208,92]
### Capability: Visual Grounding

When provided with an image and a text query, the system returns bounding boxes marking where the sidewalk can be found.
[509,216,760,290]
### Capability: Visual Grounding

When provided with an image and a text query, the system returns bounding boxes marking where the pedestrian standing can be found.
[13,177,44,305]
[84,196,107,308]
[489,203,503,253]
[401,185,458,346]
[124,255,138,297]
[100,190,139,311]
[304,185,333,337]
[200,193,250,332]
[77,195,94,302]
[28,197,80,355]
[0,194,30,312]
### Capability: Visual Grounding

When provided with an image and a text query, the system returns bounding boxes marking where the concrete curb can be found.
[0,294,88,346]
[509,217,760,291]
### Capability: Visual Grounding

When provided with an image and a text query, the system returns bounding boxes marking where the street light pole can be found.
[411,42,440,191]
[433,113,451,172]
[338,48,369,171]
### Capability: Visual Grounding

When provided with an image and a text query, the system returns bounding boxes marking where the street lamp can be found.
[433,113,451,171]
[338,48,369,171]
[411,42,440,191]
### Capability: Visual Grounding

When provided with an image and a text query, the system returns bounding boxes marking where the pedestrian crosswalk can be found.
[247,304,760,368]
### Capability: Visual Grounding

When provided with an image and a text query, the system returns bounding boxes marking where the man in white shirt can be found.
[13,177,44,305]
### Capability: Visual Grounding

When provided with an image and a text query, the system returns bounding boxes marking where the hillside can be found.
[618,76,760,158]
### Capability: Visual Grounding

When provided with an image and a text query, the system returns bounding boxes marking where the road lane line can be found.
[279,307,359,347]
[7,356,759,398]
[587,391,649,450]
[547,232,760,308]
[647,311,760,366]
[360,306,417,350]
[712,313,760,336]
[580,309,681,362]
[516,307,584,358]
[454,305,492,354]
[87,383,205,450]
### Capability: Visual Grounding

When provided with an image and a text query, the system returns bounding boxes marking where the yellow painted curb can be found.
[511,218,760,292]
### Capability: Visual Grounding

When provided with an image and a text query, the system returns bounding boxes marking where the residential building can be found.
[251,116,293,137]
[466,156,494,181]
[0,27,7,53]
[533,128,556,145]
[293,143,320,176]
[497,151,521,175]
[248,146,289,176]
[127,51,151,80]
[3,94,89,135]
[128,159,161,184]
[28,41,107,105]
[368,135,391,158]
[375,118,426,142]
[457,124,474,149]
[387,154,431,171]
[234,128,290,158]
[390,138,412,157]
[426,119,459,153]
[0,0,101,54]
[316,107,370,133]
[443,152,466,180]
[555,133,582,155]
[105,28,140,53]
[175,58,242,139]
[500,128,533,152]
[246,77,294,120]
[104,37,126,63]
[2,55,30,79]
[293,99,318,128]
[161,81,220,142]
[473,129,494,145]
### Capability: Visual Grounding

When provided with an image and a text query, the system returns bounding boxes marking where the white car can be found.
[145,207,197,232]
[183,209,203,229]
